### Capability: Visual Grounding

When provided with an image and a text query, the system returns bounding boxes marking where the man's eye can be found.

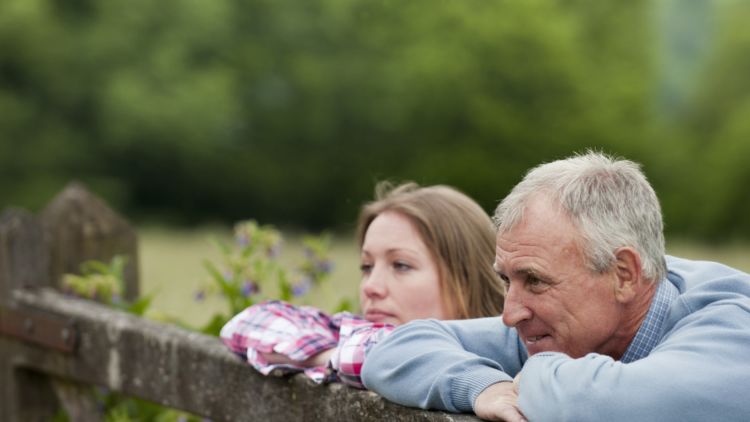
[526,276,549,292]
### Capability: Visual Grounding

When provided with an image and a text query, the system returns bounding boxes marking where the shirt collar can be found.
[620,279,678,363]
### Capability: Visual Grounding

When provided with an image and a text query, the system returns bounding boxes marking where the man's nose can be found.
[502,283,532,327]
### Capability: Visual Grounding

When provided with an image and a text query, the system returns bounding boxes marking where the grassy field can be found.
[138,226,750,328]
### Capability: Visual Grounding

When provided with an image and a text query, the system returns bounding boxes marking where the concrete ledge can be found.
[6,288,480,421]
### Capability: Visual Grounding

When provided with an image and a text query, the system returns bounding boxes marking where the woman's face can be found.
[359,211,452,325]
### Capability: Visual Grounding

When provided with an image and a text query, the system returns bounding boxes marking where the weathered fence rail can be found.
[0,184,480,422]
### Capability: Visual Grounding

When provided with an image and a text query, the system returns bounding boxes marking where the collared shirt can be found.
[615,279,678,363]
[220,300,394,388]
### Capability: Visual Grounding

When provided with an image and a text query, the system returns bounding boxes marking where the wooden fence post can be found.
[40,182,139,301]
[0,208,60,421]
[0,208,50,294]
[1,181,132,422]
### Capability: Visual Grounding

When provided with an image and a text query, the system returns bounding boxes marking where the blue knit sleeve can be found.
[361,317,527,412]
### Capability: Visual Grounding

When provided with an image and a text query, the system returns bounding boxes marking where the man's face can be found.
[495,195,624,358]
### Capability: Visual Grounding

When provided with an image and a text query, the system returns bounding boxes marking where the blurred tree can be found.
[3,0,745,240]
[673,0,750,239]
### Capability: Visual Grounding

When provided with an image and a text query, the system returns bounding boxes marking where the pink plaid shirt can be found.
[220,300,394,388]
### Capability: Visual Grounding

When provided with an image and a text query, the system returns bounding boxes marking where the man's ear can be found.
[613,247,643,303]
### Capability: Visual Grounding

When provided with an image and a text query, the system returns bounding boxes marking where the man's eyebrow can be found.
[521,267,543,275]
[493,260,544,279]
[504,267,542,279]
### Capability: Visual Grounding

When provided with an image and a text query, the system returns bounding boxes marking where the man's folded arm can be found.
[361,316,526,413]
[517,304,750,422]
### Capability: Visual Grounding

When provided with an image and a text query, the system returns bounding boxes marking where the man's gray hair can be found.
[493,151,667,282]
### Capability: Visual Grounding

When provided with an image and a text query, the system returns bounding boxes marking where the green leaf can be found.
[123,295,153,316]
[199,313,230,336]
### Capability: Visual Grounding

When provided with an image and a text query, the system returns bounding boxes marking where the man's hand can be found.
[474,380,527,422]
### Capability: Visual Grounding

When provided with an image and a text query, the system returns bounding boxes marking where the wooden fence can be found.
[0,184,479,422]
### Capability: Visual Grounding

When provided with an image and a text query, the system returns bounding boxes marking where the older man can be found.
[361,152,750,421]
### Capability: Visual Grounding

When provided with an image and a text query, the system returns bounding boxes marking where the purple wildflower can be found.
[266,243,282,258]
[240,280,259,297]
[235,232,250,247]
[292,277,312,297]
[315,259,334,274]
[194,289,206,302]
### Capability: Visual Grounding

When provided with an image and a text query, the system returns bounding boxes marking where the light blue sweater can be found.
[362,256,750,421]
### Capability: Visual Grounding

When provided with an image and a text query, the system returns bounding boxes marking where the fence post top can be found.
[40,181,129,228]
[0,208,37,230]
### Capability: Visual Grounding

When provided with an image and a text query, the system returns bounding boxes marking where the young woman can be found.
[220,182,505,388]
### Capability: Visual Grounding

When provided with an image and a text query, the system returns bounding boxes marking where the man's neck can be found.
[606,281,659,360]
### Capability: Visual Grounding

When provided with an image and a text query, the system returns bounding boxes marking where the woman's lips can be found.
[364,309,396,323]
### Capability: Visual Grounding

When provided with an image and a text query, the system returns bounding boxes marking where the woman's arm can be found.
[261,348,335,367]
[219,300,347,382]
[330,317,395,388]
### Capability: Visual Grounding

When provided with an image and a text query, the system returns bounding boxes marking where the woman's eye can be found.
[360,263,373,274]
[393,261,412,272]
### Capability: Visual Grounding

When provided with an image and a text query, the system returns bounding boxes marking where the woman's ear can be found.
[613,247,643,304]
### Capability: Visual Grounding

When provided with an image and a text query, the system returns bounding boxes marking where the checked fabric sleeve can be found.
[220,300,395,387]
[220,300,347,382]
[330,316,395,388]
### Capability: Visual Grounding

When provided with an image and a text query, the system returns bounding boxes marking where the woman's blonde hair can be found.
[356,181,505,319]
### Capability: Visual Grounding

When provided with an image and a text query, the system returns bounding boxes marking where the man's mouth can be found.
[523,334,553,353]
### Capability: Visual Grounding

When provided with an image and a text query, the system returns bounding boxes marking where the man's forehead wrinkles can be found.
[494,253,541,275]
[508,264,540,280]
[497,233,546,249]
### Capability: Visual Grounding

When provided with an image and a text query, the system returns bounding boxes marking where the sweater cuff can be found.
[451,366,514,413]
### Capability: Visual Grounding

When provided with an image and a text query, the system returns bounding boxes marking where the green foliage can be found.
[62,256,153,316]
[98,392,204,422]
[196,220,337,335]
[656,0,750,240]
[1,0,748,239]
[58,221,342,419]
[62,258,125,302]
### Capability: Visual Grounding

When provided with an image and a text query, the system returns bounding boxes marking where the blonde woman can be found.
[220,182,505,387]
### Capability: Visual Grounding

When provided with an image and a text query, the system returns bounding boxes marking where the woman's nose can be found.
[362,264,388,299]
